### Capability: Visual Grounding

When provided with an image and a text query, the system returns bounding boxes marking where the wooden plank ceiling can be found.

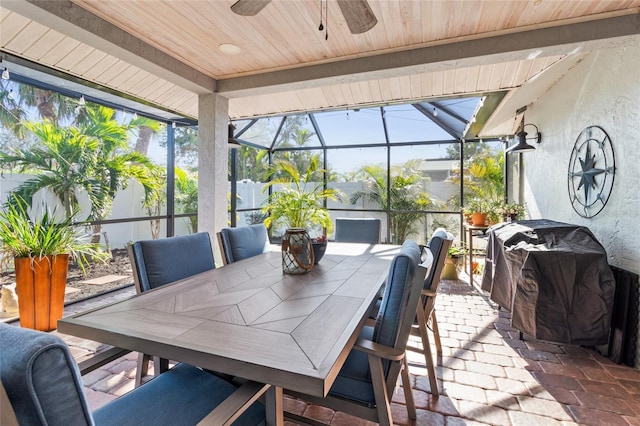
[1,0,639,123]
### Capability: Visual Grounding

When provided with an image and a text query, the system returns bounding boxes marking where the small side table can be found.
[463,223,489,281]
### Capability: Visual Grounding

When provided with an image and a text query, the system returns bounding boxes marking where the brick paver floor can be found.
[52,276,640,425]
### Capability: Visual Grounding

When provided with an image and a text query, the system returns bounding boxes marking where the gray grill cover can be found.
[481,219,615,346]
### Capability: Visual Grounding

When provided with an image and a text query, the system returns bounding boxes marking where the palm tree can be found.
[17,84,76,125]
[0,81,26,137]
[0,105,161,244]
[261,154,343,237]
[350,163,433,244]
[175,167,198,233]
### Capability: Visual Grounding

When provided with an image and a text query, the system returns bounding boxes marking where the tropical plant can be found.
[501,202,526,220]
[141,163,166,239]
[448,148,505,210]
[466,154,504,203]
[447,245,467,258]
[261,154,343,237]
[0,197,106,273]
[175,167,199,233]
[350,163,433,244]
[0,105,162,243]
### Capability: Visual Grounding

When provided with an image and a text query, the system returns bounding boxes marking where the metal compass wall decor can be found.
[567,125,615,218]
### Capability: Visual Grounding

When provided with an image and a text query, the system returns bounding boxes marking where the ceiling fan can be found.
[231,0,378,34]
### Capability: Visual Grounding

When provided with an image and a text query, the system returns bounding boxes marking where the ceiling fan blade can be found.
[336,0,378,34]
[231,0,272,16]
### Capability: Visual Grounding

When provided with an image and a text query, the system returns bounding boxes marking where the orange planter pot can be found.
[14,254,69,332]
[471,212,487,226]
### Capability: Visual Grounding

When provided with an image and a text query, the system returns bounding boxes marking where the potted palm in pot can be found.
[0,197,105,331]
[261,154,344,269]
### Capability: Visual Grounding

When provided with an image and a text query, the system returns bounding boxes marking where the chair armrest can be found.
[353,338,405,361]
[78,347,131,375]
[197,381,270,426]
[422,289,437,297]
[1,382,19,426]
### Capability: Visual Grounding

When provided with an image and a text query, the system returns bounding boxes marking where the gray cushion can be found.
[219,224,270,264]
[328,240,421,406]
[335,218,381,244]
[131,232,215,292]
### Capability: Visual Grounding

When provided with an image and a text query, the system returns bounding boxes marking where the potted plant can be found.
[442,245,466,280]
[261,154,344,266]
[0,197,105,331]
[502,202,526,222]
[466,198,489,226]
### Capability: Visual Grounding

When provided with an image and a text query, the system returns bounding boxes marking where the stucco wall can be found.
[522,35,640,368]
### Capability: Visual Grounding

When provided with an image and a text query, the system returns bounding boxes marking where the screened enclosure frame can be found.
[230,97,511,243]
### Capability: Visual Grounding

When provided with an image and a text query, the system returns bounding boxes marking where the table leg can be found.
[265,386,284,426]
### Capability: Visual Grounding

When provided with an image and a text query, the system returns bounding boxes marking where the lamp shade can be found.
[228,123,241,149]
[507,131,536,153]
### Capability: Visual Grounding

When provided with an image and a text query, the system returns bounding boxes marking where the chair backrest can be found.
[217,224,271,265]
[0,323,93,425]
[335,218,381,244]
[128,232,215,293]
[424,228,453,293]
[374,239,432,380]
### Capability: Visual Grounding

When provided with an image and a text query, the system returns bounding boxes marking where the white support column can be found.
[198,93,229,266]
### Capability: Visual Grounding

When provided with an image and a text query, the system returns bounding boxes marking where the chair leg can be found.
[401,357,416,419]
[135,353,150,387]
[431,310,443,360]
[368,355,393,426]
[417,305,439,397]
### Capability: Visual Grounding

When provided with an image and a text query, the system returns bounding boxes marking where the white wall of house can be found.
[523,36,640,368]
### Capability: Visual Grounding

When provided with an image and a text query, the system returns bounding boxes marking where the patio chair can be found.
[127,232,216,386]
[406,228,453,397]
[334,218,381,244]
[217,224,271,265]
[0,323,267,426]
[286,239,433,426]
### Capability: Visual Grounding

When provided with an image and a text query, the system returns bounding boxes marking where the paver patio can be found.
[52,275,640,426]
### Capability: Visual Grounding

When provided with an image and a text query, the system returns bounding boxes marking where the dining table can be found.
[57,242,400,426]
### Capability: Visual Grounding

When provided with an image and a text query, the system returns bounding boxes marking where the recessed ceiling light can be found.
[219,43,242,55]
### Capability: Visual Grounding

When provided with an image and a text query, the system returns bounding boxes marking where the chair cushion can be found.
[374,240,421,348]
[329,240,422,407]
[432,228,451,240]
[132,232,215,291]
[219,224,270,263]
[328,326,376,406]
[0,323,93,426]
[334,218,381,244]
[93,364,265,426]
[426,229,453,288]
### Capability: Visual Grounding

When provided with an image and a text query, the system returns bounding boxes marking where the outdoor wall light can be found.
[506,123,541,153]
[228,123,241,149]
